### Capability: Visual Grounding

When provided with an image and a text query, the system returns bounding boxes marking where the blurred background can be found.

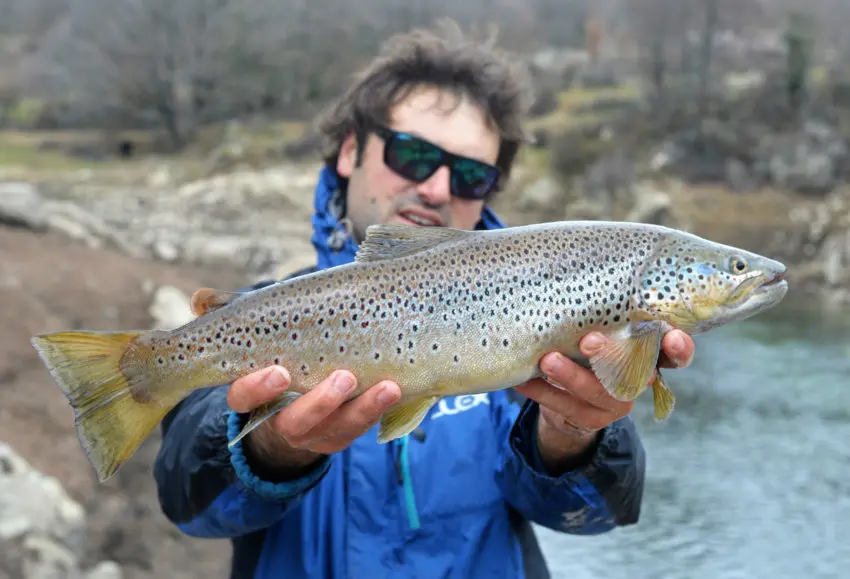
[0,0,848,578]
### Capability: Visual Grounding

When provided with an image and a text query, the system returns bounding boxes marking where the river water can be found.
[536,296,850,579]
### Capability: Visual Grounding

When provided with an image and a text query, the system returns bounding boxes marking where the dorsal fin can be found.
[189,287,242,317]
[355,224,474,263]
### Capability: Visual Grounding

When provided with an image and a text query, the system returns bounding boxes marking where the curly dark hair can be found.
[314,19,534,196]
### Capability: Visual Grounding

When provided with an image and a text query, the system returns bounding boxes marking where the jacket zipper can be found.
[395,435,420,530]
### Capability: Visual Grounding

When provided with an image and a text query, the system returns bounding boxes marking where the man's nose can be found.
[415,165,451,206]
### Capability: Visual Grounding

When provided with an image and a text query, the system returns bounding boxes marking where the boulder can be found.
[0,442,123,579]
[0,182,47,230]
[0,164,321,276]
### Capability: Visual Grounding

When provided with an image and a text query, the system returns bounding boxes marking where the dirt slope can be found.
[0,224,255,579]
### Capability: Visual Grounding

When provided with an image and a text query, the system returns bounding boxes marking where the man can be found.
[154,22,695,579]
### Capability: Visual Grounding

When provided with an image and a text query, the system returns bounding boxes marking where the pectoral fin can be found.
[587,322,664,402]
[377,396,440,443]
[651,371,676,422]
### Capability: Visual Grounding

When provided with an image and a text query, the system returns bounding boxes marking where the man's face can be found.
[336,85,501,242]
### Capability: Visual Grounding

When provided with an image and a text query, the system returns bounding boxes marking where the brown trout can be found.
[30,221,788,482]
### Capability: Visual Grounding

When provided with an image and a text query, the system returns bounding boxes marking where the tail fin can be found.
[30,330,172,482]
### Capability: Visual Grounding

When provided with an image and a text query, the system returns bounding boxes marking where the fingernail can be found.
[582,333,605,355]
[332,372,356,395]
[541,353,564,378]
[263,366,289,391]
[377,383,398,406]
[668,333,685,356]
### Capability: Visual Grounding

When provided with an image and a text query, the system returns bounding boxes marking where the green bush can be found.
[548,126,612,180]
[6,98,47,128]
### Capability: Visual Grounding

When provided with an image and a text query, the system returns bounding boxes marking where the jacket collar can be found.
[310,165,505,270]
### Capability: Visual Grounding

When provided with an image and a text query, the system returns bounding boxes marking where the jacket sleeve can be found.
[153,386,334,539]
[153,271,333,539]
[493,393,646,535]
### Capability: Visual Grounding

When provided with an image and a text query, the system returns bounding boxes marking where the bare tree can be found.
[0,0,68,35]
[620,0,769,124]
[30,0,302,147]
[7,0,613,139]
[696,0,720,123]
[622,0,690,102]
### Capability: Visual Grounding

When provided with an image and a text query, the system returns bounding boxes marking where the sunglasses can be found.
[368,124,501,200]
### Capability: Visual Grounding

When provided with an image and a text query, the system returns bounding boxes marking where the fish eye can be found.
[729,256,749,273]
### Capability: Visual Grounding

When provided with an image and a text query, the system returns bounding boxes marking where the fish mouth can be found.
[713,270,787,319]
[726,270,788,314]
[727,269,787,305]
[758,271,786,289]
[681,269,789,334]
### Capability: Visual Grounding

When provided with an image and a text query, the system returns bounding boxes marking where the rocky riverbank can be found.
[1,157,848,306]
[0,153,847,578]
[0,443,121,579]
[0,164,323,283]
[0,224,247,579]
[773,187,850,305]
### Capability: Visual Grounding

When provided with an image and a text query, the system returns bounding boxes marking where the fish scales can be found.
[138,222,658,403]
[29,220,789,482]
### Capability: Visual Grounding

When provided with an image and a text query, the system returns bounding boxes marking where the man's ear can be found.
[336,132,358,178]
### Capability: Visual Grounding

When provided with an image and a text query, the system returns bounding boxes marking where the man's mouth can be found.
[398,208,444,227]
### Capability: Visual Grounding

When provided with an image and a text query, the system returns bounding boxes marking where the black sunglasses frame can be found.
[367,123,501,201]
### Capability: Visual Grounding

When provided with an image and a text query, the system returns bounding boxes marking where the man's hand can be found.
[514,329,695,475]
[227,366,402,481]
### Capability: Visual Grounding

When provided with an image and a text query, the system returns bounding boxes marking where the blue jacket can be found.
[153,167,647,579]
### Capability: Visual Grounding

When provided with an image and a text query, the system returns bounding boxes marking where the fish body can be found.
[30,220,789,482]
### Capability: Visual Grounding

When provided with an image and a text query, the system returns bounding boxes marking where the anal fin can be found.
[587,322,664,402]
[377,396,440,443]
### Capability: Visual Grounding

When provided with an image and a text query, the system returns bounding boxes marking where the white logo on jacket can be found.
[430,394,490,420]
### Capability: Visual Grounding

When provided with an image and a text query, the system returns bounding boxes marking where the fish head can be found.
[631,235,789,334]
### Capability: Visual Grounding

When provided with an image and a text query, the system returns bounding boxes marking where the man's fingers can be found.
[272,370,358,440]
[227,365,291,413]
[321,381,401,439]
[658,330,695,369]
[297,381,402,451]
[515,378,630,432]
[539,351,633,413]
